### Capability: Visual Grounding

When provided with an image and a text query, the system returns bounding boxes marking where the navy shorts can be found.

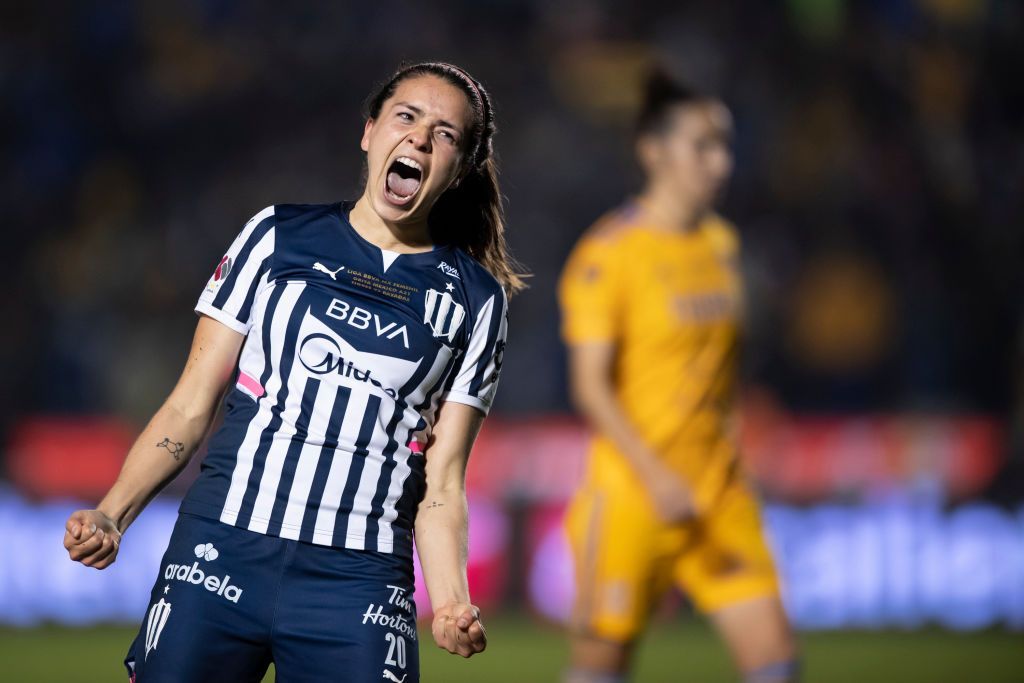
[125,513,419,682]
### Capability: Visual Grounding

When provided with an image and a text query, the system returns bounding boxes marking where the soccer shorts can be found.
[125,513,418,682]
[565,476,781,642]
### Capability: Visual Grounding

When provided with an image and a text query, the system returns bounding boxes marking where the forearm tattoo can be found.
[156,437,185,461]
[426,500,444,509]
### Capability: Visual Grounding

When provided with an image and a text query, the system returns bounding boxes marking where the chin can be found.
[374,189,430,225]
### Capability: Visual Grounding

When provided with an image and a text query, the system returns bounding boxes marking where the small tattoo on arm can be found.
[427,501,444,509]
[156,437,185,461]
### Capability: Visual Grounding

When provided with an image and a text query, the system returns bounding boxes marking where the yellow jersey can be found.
[559,202,743,508]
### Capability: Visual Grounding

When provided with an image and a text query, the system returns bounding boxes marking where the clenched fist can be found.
[430,603,487,658]
[63,509,122,570]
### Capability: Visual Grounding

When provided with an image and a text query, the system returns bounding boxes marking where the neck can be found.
[638,180,707,233]
[349,194,434,252]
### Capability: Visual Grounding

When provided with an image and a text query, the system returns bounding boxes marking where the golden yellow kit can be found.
[559,202,780,642]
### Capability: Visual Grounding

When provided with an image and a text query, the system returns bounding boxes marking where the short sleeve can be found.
[443,288,509,415]
[558,236,624,344]
[195,206,276,335]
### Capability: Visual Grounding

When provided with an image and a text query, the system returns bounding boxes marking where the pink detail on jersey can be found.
[408,439,424,454]
[237,371,265,398]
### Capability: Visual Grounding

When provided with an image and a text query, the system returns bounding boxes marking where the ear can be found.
[360,118,374,153]
[635,135,660,175]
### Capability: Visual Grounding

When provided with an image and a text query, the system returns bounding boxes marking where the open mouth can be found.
[384,156,423,206]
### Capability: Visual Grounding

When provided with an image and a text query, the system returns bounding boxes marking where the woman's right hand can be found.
[643,465,698,524]
[64,509,122,570]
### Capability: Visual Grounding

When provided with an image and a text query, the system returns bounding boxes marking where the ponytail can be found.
[429,156,524,293]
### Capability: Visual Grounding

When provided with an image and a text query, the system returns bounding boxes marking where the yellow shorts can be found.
[565,476,781,642]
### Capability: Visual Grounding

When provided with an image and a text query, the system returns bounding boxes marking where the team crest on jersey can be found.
[423,289,466,342]
[145,598,172,660]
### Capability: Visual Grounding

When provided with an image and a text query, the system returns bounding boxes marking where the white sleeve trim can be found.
[195,300,250,335]
[440,391,491,415]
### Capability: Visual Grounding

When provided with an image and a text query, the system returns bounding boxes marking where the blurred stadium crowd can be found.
[2,0,1024,633]
[2,0,1021,425]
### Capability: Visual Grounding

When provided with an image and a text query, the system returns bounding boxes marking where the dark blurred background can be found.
[4,0,1021,421]
[2,1,1024,678]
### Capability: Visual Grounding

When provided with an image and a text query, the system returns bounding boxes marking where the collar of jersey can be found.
[337,200,453,262]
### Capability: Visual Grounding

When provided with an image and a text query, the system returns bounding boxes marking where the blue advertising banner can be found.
[6,490,1024,630]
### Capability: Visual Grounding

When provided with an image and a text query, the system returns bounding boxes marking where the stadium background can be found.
[2,1,1023,681]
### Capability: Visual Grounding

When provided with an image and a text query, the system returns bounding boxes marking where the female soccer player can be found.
[559,70,799,683]
[63,61,521,682]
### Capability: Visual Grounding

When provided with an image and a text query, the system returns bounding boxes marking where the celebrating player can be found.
[63,61,521,682]
[559,70,798,683]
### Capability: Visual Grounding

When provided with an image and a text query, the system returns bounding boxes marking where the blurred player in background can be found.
[63,61,521,682]
[558,70,798,683]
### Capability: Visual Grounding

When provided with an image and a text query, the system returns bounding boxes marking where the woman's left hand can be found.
[430,603,487,657]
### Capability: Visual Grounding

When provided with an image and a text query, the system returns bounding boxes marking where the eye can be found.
[437,130,458,145]
[397,111,413,122]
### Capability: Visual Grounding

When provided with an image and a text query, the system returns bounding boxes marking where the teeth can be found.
[395,156,422,172]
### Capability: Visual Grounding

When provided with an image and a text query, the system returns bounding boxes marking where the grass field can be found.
[2,616,1022,682]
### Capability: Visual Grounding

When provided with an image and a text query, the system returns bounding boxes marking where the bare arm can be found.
[568,341,695,521]
[414,401,487,658]
[63,315,245,568]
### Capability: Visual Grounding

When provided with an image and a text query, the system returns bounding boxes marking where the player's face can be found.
[361,75,475,225]
[650,101,734,208]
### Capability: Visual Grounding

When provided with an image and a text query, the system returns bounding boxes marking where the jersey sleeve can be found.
[443,288,509,415]
[558,235,624,344]
[195,206,276,335]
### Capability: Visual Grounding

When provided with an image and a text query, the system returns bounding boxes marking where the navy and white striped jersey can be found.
[181,202,508,558]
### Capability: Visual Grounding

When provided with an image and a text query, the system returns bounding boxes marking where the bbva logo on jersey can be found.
[423,289,466,342]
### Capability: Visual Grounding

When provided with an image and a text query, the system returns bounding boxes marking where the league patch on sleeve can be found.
[205,255,233,294]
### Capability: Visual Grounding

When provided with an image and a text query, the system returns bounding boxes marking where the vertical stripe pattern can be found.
[184,203,509,559]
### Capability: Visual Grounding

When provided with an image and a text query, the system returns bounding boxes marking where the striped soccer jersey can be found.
[181,202,508,558]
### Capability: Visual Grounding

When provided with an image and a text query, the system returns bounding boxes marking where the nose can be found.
[406,124,432,153]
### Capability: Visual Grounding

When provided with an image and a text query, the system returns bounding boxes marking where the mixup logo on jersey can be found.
[423,289,466,342]
[298,313,423,400]
[162,542,244,603]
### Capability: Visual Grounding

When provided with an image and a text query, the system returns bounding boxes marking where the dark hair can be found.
[365,62,526,294]
[634,68,705,139]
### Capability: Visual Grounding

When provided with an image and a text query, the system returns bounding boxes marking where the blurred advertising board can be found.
[3,489,1022,629]
[3,411,1019,629]
[8,411,1003,502]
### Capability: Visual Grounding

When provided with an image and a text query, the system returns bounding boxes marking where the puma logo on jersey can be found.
[313,262,345,280]
[382,671,406,683]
